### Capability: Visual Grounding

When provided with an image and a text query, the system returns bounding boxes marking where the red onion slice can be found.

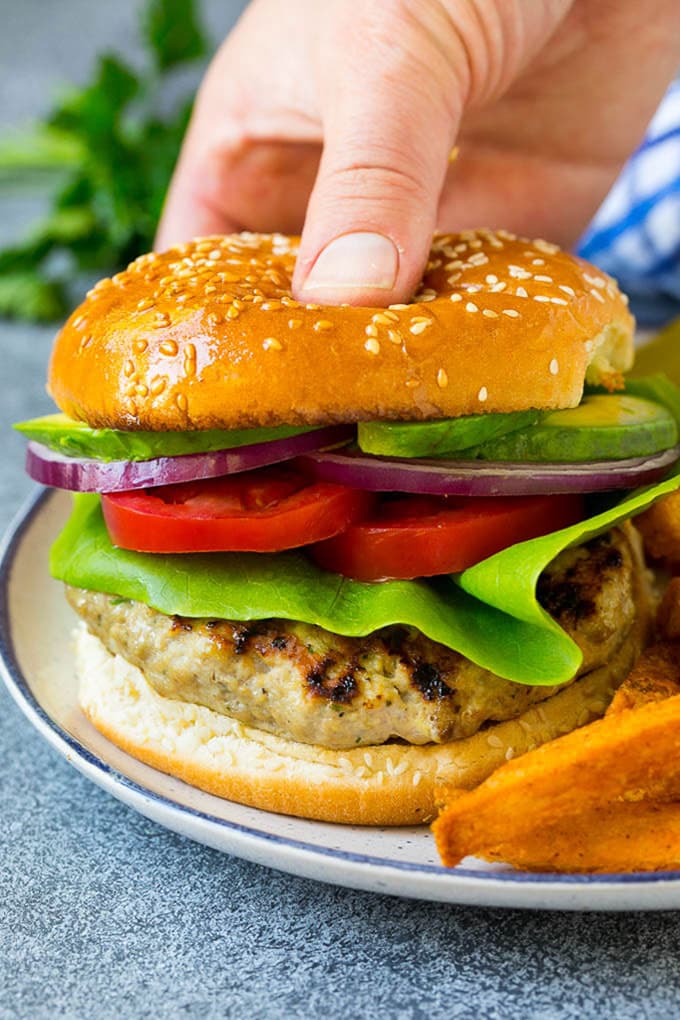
[26,426,353,493]
[296,445,680,496]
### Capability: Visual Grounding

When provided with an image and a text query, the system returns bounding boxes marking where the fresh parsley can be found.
[0,0,209,321]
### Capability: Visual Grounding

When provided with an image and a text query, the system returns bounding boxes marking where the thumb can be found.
[293,12,464,306]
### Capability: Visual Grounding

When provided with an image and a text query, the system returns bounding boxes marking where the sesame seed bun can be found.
[48,230,634,431]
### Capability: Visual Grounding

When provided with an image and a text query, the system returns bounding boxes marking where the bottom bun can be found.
[76,607,648,826]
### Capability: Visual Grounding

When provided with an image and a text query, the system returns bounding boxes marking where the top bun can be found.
[48,230,634,431]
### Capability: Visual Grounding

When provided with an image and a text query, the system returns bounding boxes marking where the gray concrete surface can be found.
[1,3,679,1018]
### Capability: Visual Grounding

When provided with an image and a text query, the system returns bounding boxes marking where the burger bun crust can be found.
[49,231,634,432]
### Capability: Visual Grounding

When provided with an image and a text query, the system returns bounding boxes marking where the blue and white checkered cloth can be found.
[577,80,680,326]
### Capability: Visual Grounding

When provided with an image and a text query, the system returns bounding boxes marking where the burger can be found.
[16,229,680,825]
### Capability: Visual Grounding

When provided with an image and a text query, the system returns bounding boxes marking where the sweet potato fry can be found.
[480,801,680,873]
[657,578,680,640]
[636,493,680,568]
[606,642,680,715]
[433,695,680,868]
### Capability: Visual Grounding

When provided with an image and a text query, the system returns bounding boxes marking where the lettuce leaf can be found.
[50,471,680,685]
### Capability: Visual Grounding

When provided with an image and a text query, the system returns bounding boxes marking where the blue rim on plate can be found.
[2,486,680,895]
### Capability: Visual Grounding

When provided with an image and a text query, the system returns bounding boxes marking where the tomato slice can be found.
[101,468,376,553]
[309,493,584,581]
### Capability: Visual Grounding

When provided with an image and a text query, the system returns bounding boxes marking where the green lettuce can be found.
[51,471,680,685]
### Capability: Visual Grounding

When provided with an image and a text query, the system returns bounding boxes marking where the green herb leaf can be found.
[0,271,67,321]
[0,0,211,322]
[141,0,208,72]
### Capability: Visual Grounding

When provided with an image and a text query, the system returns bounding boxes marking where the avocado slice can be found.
[14,413,315,462]
[358,409,542,458]
[463,394,678,462]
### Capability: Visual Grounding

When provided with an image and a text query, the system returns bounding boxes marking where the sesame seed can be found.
[516,287,528,298]
[263,337,282,351]
[550,297,568,306]
[482,308,498,318]
[584,273,606,288]
[123,359,135,378]
[372,313,394,326]
[226,306,240,320]
[388,330,402,344]
[419,293,437,302]
[485,274,498,284]
[478,386,488,402]
[444,260,464,271]
[502,309,520,318]
[365,324,379,338]
[490,281,507,293]
[590,288,605,303]
[531,258,546,266]
[550,358,559,375]
[159,340,178,356]
[314,320,333,332]
[447,273,461,285]
[559,285,576,297]
[305,303,320,311]
[533,238,559,254]
[133,339,148,354]
[437,368,448,388]
[533,295,550,303]
[176,393,188,412]
[533,275,553,283]
[365,338,381,355]
[405,379,419,388]
[388,303,409,310]
[150,378,167,397]
[585,339,594,352]
[154,312,170,327]
[509,265,532,280]
[465,302,479,313]
[468,252,489,266]
[288,319,302,330]
[136,298,154,311]
[450,293,462,303]
[410,320,431,335]
[208,249,222,260]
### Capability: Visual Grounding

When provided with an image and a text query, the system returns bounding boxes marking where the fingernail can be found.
[302,232,399,292]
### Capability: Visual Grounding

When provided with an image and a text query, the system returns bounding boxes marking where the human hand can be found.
[156,0,680,306]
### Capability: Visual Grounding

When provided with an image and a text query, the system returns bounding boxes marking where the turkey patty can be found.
[66,527,641,749]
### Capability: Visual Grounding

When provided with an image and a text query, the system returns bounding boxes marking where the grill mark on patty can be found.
[537,533,625,626]
[306,659,360,704]
[410,661,454,701]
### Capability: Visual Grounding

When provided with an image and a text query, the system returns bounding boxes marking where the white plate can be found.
[2,488,680,911]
